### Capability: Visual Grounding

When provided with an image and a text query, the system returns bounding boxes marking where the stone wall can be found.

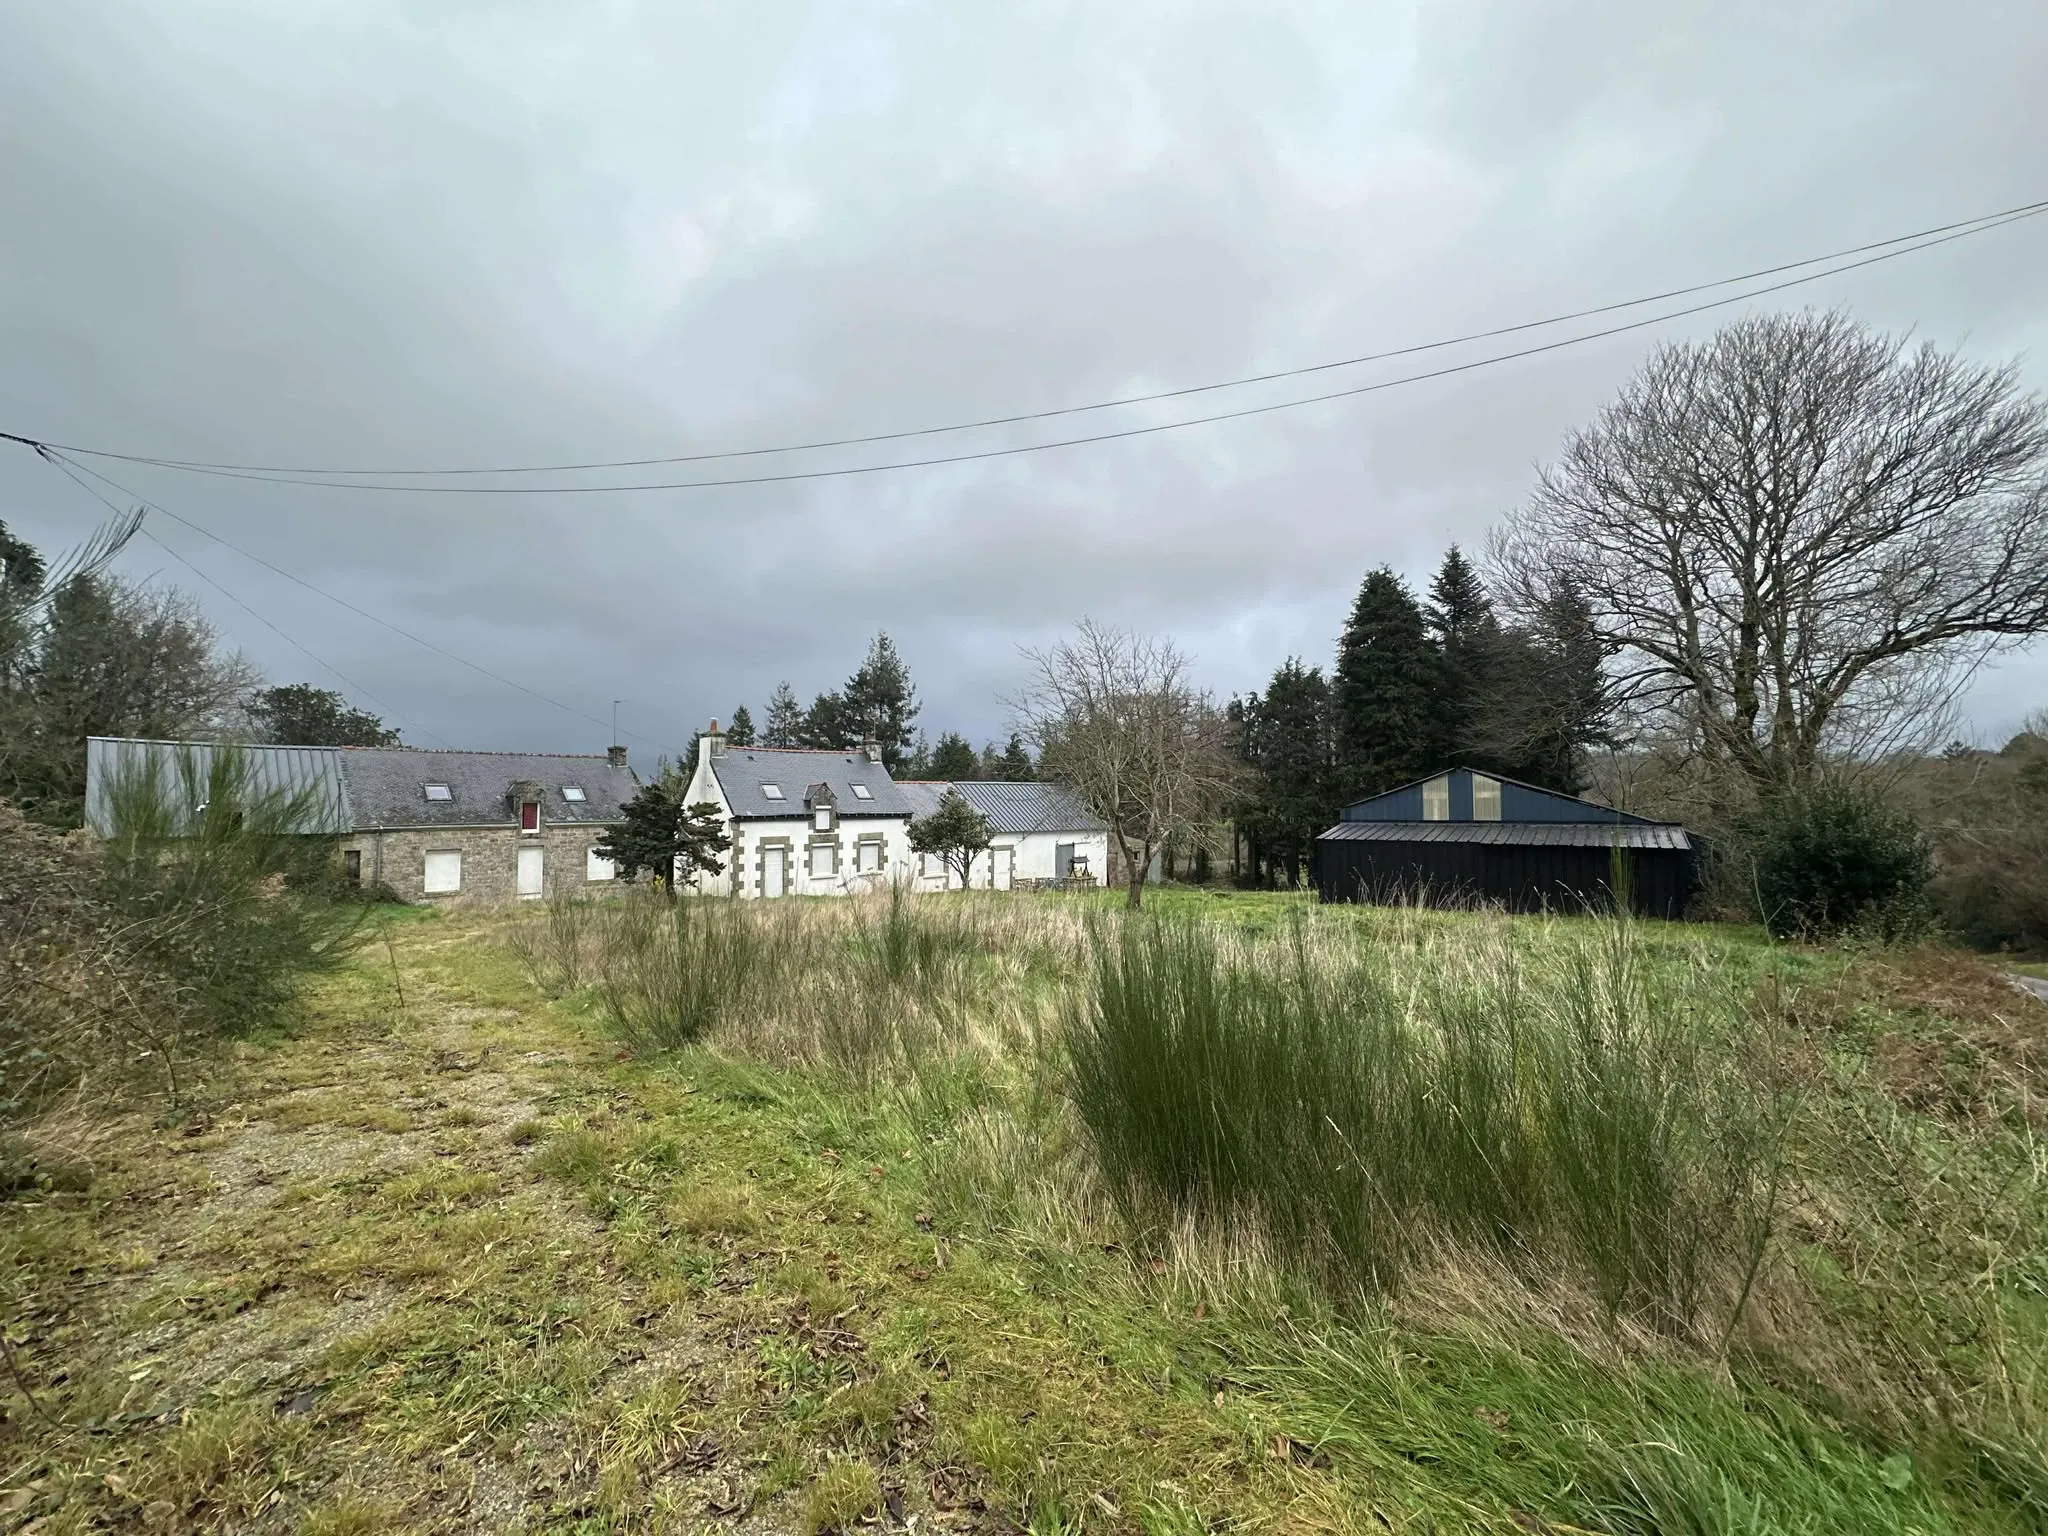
[338,823,622,904]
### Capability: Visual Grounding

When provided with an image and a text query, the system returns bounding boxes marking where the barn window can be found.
[1472,774,1501,821]
[1422,775,1450,821]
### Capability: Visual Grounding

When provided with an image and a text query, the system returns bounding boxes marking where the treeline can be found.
[1,518,404,828]
[717,630,1034,781]
[1231,547,1610,887]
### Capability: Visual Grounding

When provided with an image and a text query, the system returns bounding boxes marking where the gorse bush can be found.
[506,884,598,998]
[590,892,779,1053]
[1742,784,1933,941]
[1066,913,1787,1326]
[98,744,364,1040]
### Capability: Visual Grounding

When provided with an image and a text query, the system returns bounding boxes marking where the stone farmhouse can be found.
[679,721,1108,896]
[84,737,639,903]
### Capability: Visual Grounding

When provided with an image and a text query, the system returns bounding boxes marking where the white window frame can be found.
[586,846,616,881]
[856,838,883,874]
[1472,774,1502,822]
[423,849,463,894]
[808,840,837,879]
[814,807,832,832]
[1422,775,1451,821]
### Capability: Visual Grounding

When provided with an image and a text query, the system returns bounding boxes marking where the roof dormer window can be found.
[761,784,785,800]
[562,785,587,802]
[423,783,452,802]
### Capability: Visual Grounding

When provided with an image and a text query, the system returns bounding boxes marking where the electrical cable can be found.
[38,449,662,750]
[39,448,453,747]
[10,202,2038,498]
[6,193,2043,481]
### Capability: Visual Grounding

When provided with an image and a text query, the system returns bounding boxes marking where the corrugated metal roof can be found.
[711,748,910,818]
[951,780,1104,834]
[339,748,638,828]
[1317,820,1691,851]
[85,737,351,835]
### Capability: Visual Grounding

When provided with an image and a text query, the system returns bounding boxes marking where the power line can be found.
[39,450,662,749]
[15,202,2038,500]
[8,194,2043,482]
[38,448,453,747]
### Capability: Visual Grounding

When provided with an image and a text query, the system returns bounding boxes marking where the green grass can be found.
[6,893,2046,1533]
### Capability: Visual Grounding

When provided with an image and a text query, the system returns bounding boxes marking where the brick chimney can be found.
[606,745,628,769]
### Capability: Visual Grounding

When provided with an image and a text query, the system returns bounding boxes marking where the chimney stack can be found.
[607,745,627,769]
[699,718,727,770]
[862,736,883,765]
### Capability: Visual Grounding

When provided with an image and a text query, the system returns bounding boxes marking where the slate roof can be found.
[85,737,351,835]
[1317,821,1691,851]
[951,781,1105,835]
[83,738,638,835]
[340,748,637,829]
[711,748,910,818]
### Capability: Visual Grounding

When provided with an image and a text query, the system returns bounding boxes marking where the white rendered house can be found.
[681,724,914,897]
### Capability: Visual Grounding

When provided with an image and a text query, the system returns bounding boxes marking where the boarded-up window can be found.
[809,842,835,878]
[423,850,463,894]
[856,840,882,873]
[1422,776,1450,821]
[1472,775,1502,821]
[586,847,616,881]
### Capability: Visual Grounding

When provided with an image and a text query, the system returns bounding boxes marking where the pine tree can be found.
[991,733,1034,780]
[927,731,980,781]
[1424,545,1499,770]
[1237,659,1333,887]
[1475,582,1612,793]
[799,691,853,748]
[762,683,803,748]
[595,764,731,895]
[840,632,920,772]
[1332,567,1444,801]
[725,704,756,747]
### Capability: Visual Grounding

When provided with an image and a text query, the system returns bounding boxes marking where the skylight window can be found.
[423,783,453,802]
[562,785,587,802]
[851,784,873,800]
[761,784,785,800]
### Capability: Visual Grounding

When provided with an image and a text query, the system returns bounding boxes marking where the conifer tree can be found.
[725,704,756,747]
[1332,567,1444,800]
[840,632,920,772]
[1236,658,1332,887]
[990,732,1035,780]
[799,691,853,749]
[762,682,803,748]
[1424,545,1500,770]
[927,731,980,781]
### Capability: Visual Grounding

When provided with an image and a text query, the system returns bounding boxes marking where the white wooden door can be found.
[991,846,1013,890]
[517,845,544,899]
[763,845,788,898]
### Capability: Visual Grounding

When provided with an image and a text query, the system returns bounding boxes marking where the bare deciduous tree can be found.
[1493,310,2048,812]
[1012,620,1238,909]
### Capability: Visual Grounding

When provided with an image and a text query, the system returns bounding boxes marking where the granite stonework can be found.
[340,823,621,904]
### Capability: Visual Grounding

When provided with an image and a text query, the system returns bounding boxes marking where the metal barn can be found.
[1313,767,1695,919]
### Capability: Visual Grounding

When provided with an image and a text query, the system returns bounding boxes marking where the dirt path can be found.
[7,916,808,1534]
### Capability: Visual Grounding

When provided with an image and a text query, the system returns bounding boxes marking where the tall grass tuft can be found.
[506,885,598,998]
[590,892,778,1053]
[1067,911,1787,1325]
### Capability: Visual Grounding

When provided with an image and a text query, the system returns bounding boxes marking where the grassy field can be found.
[6,889,2047,1533]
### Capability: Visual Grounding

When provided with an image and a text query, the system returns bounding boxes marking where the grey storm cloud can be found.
[3,0,2046,760]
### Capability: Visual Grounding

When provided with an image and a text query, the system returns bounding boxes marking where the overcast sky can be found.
[4,1,2046,762]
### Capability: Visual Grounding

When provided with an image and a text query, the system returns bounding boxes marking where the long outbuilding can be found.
[1313,767,1695,919]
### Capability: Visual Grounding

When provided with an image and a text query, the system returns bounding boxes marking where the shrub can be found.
[1741,784,1933,941]
[1066,913,1785,1325]
[98,744,365,1038]
[589,892,773,1052]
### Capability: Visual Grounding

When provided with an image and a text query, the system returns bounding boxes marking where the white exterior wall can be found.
[720,813,912,898]
[909,829,1110,890]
